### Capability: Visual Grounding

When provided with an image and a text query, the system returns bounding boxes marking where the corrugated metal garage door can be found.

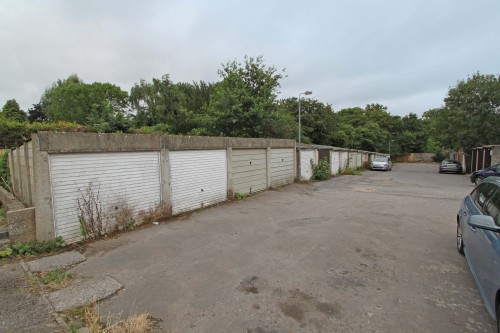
[170,150,227,215]
[232,149,267,195]
[341,151,349,171]
[300,150,315,180]
[50,152,161,244]
[331,151,340,175]
[271,148,294,187]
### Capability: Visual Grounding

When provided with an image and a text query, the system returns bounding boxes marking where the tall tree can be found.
[40,74,129,131]
[445,72,500,150]
[129,74,181,127]
[278,97,336,145]
[1,99,27,122]
[424,72,500,151]
[206,56,292,138]
[396,113,428,154]
[27,103,47,123]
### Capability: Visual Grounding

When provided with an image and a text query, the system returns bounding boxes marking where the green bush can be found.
[340,167,362,175]
[0,117,88,148]
[7,236,65,257]
[311,158,331,181]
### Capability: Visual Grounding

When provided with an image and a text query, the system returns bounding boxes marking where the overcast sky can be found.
[1,0,499,117]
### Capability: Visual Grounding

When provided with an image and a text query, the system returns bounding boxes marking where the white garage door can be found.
[170,150,227,215]
[271,148,294,187]
[341,151,349,171]
[50,152,161,244]
[357,152,362,167]
[331,151,340,175]
[300,150,315,180]
[349,152,357,168]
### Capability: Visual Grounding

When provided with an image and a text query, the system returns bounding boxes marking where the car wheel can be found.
[457,222,465,255]
[474,176,484,185]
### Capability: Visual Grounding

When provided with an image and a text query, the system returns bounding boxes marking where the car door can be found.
[463,184,497,290]
[480,189,500,312]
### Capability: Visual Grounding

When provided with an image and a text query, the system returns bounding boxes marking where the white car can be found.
[371,157,392,171]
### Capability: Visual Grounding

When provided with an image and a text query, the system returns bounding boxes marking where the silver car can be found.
[370,157,392,171]
[457,177,500,330]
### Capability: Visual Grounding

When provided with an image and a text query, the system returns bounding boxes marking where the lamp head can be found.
[304,91,312,95]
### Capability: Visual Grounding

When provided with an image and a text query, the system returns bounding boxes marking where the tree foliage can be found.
[129,75,213,134]
[1,99,27,122]
[205,56,293,138]
[1,60,496,157]
[41,74,129,132]
[27,103,47,123]
[424,72,500,151]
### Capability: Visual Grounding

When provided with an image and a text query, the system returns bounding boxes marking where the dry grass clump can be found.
[84,305,154,333]
[138,200,172,223]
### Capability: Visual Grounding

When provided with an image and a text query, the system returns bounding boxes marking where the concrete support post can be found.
[23,143,33,206]
[15,148,23,197]
[226,147,233,199]
[266,147,272,189]
[8,151,15,189]
[160,149,171,206]
[32,134,55,241]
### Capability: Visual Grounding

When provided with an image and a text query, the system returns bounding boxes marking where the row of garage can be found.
[48,148,295,243]
[300,147,383,180]
[7,133,385,244]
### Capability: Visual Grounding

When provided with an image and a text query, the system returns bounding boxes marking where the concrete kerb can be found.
[19,260,69,332]
[48,276,123,312]
[26,250,86,272]
[20,250,122,330]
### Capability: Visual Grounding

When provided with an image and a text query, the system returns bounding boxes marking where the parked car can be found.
[438,159,462,174]
[370,157,392,171]
[470,163,500,185]
[456,177,500,329]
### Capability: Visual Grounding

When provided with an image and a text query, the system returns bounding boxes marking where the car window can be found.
[474,183,497,211]
[484,189,500,226]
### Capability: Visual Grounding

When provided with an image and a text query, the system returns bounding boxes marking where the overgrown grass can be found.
[138,201,172,223]
[0,206,6,218]
[38,268,74,291]
[340,167,363,175]
[234,192,249,200]
[66,304,154,333]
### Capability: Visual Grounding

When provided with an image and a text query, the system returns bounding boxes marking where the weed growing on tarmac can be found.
[138,201,172,224]
[38,268,74,291]
[311,158,331,181]
[66,303,154,333]
[1,236,65,258]
[340,167,363,176]
[234,192,248,200]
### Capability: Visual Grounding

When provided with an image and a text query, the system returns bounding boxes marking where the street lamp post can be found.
[389,139,394,157]
[298,91,312,179]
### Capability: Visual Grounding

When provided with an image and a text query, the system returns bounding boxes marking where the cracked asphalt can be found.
[67,162,495,332]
